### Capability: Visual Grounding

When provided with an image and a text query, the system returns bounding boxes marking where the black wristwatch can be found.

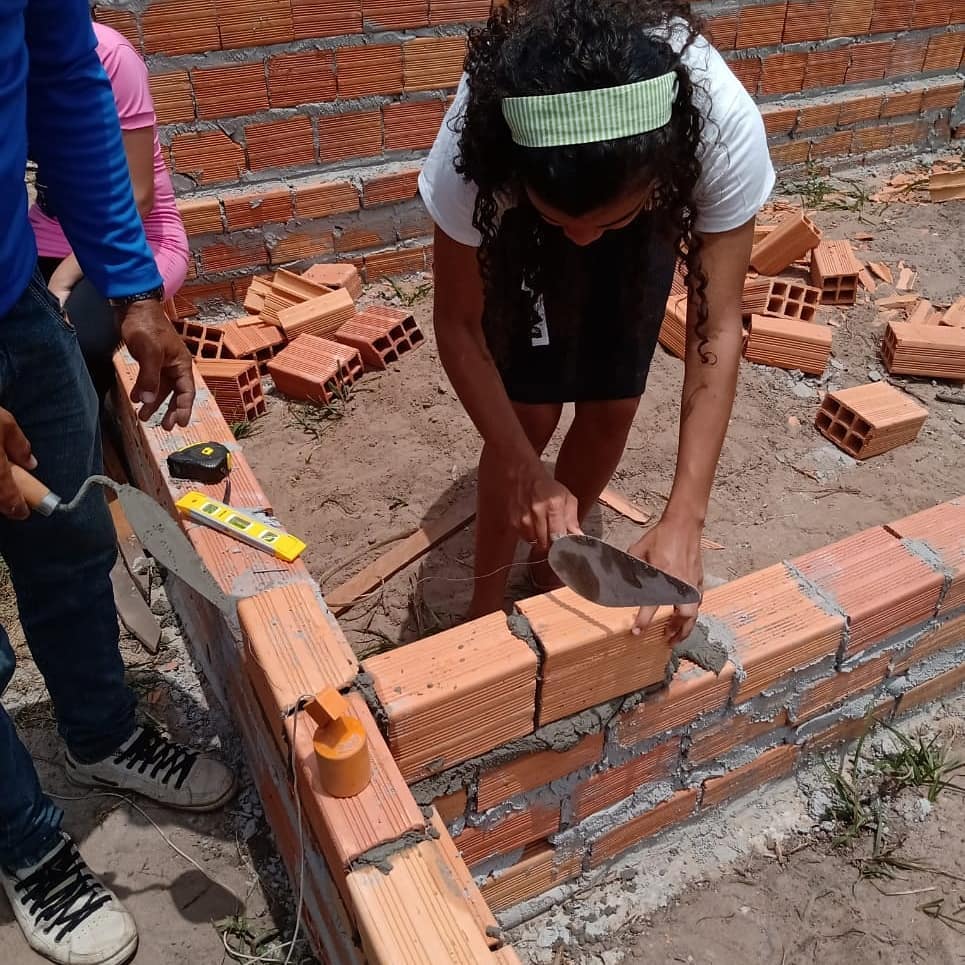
[108,285,164,309]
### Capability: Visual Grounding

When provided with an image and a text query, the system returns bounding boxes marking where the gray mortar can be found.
[783,559,850,663]
[351,671,389,730]
[409,700,621,804]
[671,621,730,674]
[900,536,955,611]
[562,782,676,847]
[507,611,542,659]
[349,828,432,876]
[904,642,965,687]
[692,613,745,682]
[793,688,895,743]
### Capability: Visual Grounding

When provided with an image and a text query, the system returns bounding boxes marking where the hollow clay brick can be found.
[744,314,832,376]
[291,0,362,38]
[350,307,426,359]
[782,0,830,43]
[846,41,894,84]
[317,111,383,164]
[735,3,788,48]
[801,698,895,754]
[914,0,953,29]
[810,239,862,305]
[572,739,680,822]
[336,43,404,100]
[480,844,584,913]
[838,93,884,125]
[238,582,358,721]
[220,319,284,374]
[705,11,739,49]
[269,230,336,266]
[170,129,247,185]
[383,100,446,152]
[759,52,808,96]
[176,198,222,236]
[898,663,965,714]
[362,612,538,782]
[276,288,356,340]
[701,745,798,809]
[749,212,821,275]
[429,0,492,25]
[814,381,928,459]
[797,102,840,132]
[201,239,269,275]
[791,526,944,656]
[246,115,315,172]
[794,651,892,722]
[761,105,798,137]
[700,564,845,702]
[346,837,497,964]
[196,358,267,423]
[192,62,269,119]
[769,140,811,166]
[363,169,421,208]
[588,789,698,869]
[886,498,965,613]
[941,297,965,327]
[150,71,195,125]
[516,588,677,727]
[803,49,850,89]
[271,268,333,302]
[172,318,226,358]
[454,802,560,869]
[403,36,468,92]
[881,90,925,120]
[477,733,605,812]
[887,39,929,77]
[292,180,361,219]
[267,49,337,108]
[922,82,964,112]
[871,0,912,32]
[880,321,965,380]
[301,263,364,300]
[223,190,294,231]
[892,612,965,677]
[142,0,218,56]
[687,709,788,765]
[613,662,735,749]
[726,56,762,94]
[287,692,425,879]
[434,788,468,825]
[267,334,363,404]
[363,246,430,279]
[363,0,429,29]
[218,0,293,49]
[829,0,874,35]
[741,278,820,321]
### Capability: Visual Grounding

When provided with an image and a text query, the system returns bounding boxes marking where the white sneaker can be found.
[1,833,137,965]
[65,724,237,812]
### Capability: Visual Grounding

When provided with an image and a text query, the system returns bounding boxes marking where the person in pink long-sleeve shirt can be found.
[29,22,189,399]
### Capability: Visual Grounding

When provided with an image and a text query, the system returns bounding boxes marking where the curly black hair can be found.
[456,0,714,362]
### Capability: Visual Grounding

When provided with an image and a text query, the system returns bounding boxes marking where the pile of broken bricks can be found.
[659,207,965,461]
[164,261,425,424]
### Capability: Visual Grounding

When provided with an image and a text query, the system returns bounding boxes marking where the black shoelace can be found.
[14,840,111,942]
[113,725,198,790]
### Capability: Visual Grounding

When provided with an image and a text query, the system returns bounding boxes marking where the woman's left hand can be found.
[627,514,704,644]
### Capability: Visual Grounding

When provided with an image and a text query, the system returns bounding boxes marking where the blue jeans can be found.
[0,269,135,870]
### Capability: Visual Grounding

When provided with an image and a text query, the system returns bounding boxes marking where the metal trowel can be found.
[12,466,232,616]
[548,533,701,608]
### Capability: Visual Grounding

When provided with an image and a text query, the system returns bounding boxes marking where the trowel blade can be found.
[547,534,701,609]
[115,485,232,617]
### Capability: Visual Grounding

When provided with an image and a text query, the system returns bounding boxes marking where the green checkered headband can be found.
[501,71,678,148]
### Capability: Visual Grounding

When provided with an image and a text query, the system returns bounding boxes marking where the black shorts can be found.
[482,208,676,405]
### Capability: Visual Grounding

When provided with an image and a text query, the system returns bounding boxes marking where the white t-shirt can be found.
[419,29,775,246]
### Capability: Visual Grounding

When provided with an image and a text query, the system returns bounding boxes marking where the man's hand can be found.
[627,514,704,643]
[0,408,37,520]
[119,300,195,430]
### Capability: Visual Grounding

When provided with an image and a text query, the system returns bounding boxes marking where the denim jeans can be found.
[0,268,135,870]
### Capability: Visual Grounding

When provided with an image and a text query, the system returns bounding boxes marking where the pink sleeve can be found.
[96,28,156,131]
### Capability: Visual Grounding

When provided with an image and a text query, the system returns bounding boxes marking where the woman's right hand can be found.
[508,460,582,551]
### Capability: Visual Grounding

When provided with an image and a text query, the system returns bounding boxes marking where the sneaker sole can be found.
[64,768,239,814]
[22,923,137,965]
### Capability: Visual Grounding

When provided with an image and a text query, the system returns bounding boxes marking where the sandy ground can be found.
[1,154,963,963]
[245,157,964,659]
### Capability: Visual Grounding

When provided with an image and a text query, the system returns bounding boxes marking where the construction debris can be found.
[928,170,965,203]
[881,322,965,380]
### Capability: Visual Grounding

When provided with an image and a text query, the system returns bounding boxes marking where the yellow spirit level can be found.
[175,492,306,563]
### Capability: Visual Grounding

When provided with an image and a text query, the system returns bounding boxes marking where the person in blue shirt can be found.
[0,4,237,963]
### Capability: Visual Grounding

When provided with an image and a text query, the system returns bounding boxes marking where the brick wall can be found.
[94,1,964,305]
[113,341,964,957]
[362,503,965,921]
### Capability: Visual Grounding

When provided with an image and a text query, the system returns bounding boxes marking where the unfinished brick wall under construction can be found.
[114,331,965,961]
[94,0,965,309]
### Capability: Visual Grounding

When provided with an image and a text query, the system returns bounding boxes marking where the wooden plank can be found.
[326,494,476,614]
[598,487,651,525]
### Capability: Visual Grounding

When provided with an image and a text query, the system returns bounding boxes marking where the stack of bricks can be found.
[112,340,965,963]
[815,381,928,458]
[90,1,965,307]
[881,321,965,379]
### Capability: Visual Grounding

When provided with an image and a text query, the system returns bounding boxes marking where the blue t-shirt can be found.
[0,0,162,317]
